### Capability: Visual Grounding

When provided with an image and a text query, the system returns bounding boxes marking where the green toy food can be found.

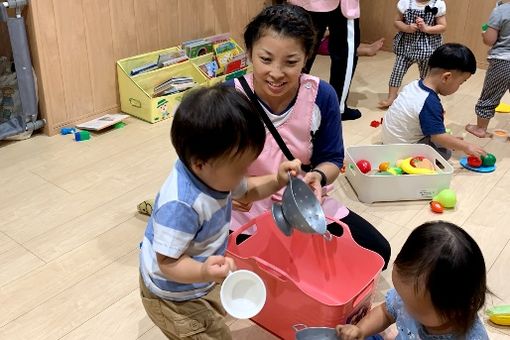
[433,189,457,209]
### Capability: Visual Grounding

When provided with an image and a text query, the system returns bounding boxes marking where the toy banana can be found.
[486,305,510,326]
[400,157,436,175]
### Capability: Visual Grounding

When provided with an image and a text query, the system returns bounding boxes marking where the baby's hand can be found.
[201,255,236,283]
[336,324,364,340]
[408,23,419,33]
[276,159,302,187]
[415,17,424,25]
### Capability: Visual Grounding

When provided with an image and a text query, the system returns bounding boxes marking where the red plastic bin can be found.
[226,212,384,340]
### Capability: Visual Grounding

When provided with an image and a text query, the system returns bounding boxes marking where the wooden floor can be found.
[1,52,509,339]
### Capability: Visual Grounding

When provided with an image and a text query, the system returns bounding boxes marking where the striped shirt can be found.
[140,159,246,301]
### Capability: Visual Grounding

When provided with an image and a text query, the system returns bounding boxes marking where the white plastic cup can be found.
[220,270,266,319]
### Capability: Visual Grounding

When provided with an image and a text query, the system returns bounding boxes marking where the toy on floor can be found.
[460,153,496,173]
[370,117,383,128]
[486,305,510,326]
[495,102,510,113]
[430,201,444,213]
[492,129,509,143]
[60,127,76,135]
[74,130,90,141]
[137,199,154,215]
[430,188,457,213]
[60,127,91,142]
[482,153,496,167]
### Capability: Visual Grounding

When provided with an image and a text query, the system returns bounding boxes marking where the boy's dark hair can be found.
[171,85,265,167]
[244,4,316,59]
[394,221,486,335]
[428,43,477,74]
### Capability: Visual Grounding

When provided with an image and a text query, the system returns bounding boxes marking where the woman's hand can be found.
[303,171,323,202]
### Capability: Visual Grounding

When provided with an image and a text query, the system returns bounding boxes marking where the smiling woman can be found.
[225,4,391,269]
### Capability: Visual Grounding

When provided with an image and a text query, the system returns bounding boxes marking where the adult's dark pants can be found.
[305,6,361,115]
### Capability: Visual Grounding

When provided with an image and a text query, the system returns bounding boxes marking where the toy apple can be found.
[467,156,482,168]
[356,160,372,174]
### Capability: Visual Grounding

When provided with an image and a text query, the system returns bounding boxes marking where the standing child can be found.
[379,0,447,108]
[337,221,489,340]
[139,85,301,339]
[382,43,486,160]
[466,0,510,138]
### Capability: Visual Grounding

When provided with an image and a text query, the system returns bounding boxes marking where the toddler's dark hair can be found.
[394,221,486,335]
[428,43,477,74]
[171,85,265,167]
[244,4,316,59]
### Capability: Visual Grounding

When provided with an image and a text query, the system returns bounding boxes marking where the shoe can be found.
[342,107,362,121]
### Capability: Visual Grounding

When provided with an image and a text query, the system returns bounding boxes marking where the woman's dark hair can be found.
[171,85,265,167]
[394,221,487,335]
[244,4,316,59]
[428,43,477,74]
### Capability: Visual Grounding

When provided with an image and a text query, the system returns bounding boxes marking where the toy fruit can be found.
[467,155,482,168]
[370,120,381,128]
[379,162,390,171]
[409,156,424,167]
[400,157,436,175]
[486,305,510,326]
[481,153,496,167]
[433,189,457,209]
[430,201,444,213]
[356,160,372,174]
[387,167,403,176]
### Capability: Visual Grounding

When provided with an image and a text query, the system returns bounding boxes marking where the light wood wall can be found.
[18,0,266,135]
[359,0,495,69]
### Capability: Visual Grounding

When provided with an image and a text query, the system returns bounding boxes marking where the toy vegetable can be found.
[433,189,457,209]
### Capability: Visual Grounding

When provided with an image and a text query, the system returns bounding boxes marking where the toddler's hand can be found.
[232,199,253,212]
[336,324,364,340]
[408,23,419,33]
[464,143,487,159]
[276,159,302,187]
[201,255,236,283]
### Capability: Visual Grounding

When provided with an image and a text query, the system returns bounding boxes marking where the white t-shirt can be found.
[397,0,446,17]
[383,80,445,144]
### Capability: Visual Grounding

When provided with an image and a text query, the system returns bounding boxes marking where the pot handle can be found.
[292,324,308,332]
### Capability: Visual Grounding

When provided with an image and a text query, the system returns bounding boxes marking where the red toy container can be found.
[226,212,384,340]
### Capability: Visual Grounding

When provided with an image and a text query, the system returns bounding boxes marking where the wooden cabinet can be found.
[18,0,265,135]
[360,0,495,69]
